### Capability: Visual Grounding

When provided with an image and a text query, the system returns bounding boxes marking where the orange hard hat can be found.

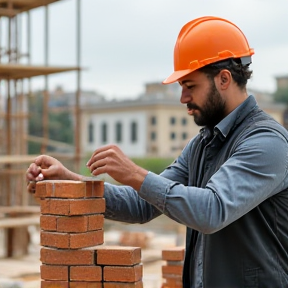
[163,16,254,84]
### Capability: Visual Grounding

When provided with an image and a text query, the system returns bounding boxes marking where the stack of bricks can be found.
[35,180,143,288]
[161,246,185,288]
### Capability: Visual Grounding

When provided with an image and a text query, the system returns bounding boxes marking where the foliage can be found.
[28,91,74,154]
[131,157,175,174]
[81,155,175,176]
[273,87,288,104]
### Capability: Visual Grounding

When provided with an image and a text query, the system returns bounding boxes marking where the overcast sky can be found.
[21,0,288,99]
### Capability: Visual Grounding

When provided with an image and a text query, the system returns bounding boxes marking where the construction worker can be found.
[27,16,288,287]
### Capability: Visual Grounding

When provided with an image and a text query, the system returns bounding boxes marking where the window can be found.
[182,132,187,140]
[151,116,157,125]
[131,121,137,143]
[170,117,176,125]
[115,122,122,143]
[151,131,156,141]
[182,117,187,126]
[170,132,176,140]
[88,122,94,143]
[101,123,107,143]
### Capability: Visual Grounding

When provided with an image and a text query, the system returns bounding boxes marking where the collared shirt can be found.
[104,95,288,287]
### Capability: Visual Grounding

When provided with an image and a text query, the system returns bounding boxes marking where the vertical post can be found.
[41,5,49,154]
[75,0,82,172]
[5,2,13,206]
[0,16,2,63]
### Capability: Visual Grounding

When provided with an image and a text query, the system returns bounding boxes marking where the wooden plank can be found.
[0,206,40,214]
[0,64,80,80]
[0,7,19,17]
[0,215,39,228]
[0,0,61,13]
[0,155,38,164]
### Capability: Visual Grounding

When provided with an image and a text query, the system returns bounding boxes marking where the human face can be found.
[179,71,226,128]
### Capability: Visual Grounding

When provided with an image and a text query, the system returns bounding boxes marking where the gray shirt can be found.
[104,95,288,287]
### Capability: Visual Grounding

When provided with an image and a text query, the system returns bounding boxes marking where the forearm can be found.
[103,182,162,223]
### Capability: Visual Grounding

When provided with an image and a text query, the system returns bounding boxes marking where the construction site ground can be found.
[0,215,185,288]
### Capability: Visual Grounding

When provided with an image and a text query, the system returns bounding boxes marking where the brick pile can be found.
[35,180,143,288]
[161,246,184,288]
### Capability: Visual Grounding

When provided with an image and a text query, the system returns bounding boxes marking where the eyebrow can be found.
[179,79,195,86]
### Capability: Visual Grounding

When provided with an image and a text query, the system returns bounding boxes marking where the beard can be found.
[187,81,226,128]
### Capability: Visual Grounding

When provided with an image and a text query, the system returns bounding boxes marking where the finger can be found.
[89,158,107,174]
[26,164,40,181]
[27,181,36,194]
[35,173,44,181]
[91,165,106,176]
[87,145,118,166]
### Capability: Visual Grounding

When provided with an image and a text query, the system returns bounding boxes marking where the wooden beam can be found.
[0,63,81,80]
[0,206,40,214]
[0,215,39,228]
[0,7,19,17]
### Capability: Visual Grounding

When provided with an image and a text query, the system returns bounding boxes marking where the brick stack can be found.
[161,246,185,288]
[35,180,143,288]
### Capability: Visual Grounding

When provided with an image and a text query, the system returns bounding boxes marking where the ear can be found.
[215,70,231,90]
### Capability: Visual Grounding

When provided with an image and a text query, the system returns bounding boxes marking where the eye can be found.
[186,85,195,90]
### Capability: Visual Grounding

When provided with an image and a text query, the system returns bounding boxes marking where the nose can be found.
[180,87,192,104]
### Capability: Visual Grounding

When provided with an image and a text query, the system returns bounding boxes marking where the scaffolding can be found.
[0,0,82,257]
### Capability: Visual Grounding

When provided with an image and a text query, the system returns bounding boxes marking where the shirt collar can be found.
[200,95,258,140]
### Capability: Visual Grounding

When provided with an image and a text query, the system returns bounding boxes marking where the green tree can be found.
[28,91,43,154]
[273,87,288,104]
[28,91,74,154]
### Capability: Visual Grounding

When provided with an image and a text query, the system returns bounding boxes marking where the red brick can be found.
[69,282,103,288]
[70,266,102,281]
[41,231,69,249]
[96,246,141,266]
[104,281,143,288]
[161,283,182,288]
[40,199,70,215]
[36,180,86,198]
[103,264,142,282]
[57,215,88,233]
[70,230,104,249]
[40,265,69,281]
[40,215,57,231]
[41,230,104,249]
[40,215,104,233]
[162,247,185,261]
[119,232,149,249]
[164,277,183,287]
[162,265,183,276]
[41,247,95,265]
[40,198,105,215]
[85,181,104,198]
[88,214,104,231]
[69,198,105,215]
[41,281,69,288]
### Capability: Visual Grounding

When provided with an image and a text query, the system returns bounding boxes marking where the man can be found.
[27,16,288,287]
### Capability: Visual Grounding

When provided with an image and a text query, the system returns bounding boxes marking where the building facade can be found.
[80,82,287,158]
[81,83,199,158]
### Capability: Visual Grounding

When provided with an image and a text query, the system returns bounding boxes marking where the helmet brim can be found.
[162,69,193,84]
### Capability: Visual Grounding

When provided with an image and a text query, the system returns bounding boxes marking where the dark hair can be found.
[198,58,253,90]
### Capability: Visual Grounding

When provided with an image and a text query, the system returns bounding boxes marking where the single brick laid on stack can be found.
[35,180,143,288]
[161,246,185,288]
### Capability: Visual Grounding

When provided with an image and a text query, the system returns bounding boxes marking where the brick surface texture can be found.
[36,180,143,287]
[161,247,184,288]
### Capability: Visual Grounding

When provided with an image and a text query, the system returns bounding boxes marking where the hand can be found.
[86,144,148,191]
[26,155,81,193]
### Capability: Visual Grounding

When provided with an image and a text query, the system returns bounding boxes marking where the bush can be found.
[81,156,174,176]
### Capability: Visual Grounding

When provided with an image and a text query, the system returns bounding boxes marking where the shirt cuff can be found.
[138,171,173,213]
